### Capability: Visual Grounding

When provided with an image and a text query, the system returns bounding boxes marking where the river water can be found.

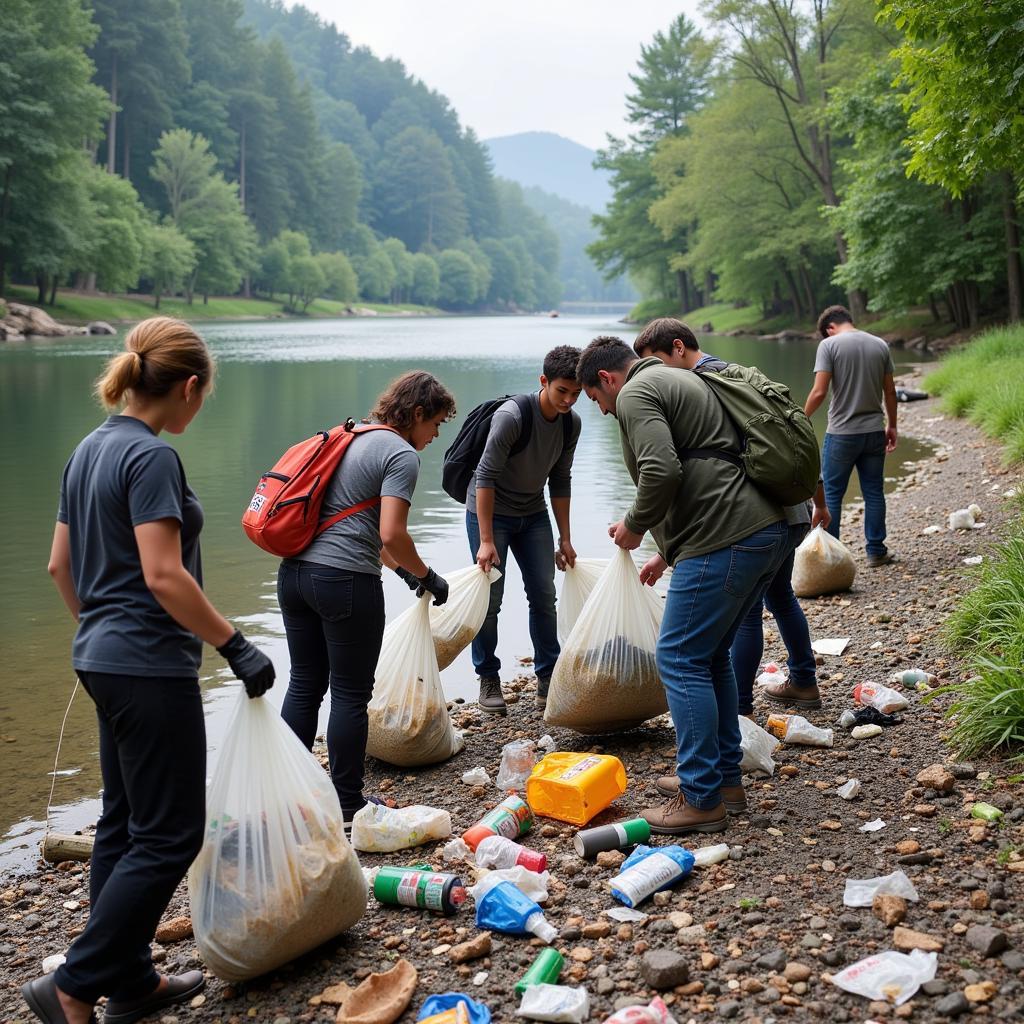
[0,315,931,871]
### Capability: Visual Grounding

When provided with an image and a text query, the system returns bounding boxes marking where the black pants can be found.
[278,560,385,817]
[56,672,206,1004]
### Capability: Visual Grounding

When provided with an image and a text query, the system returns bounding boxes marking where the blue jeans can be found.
[731,523,817,714]
[466,509,560,681]
[659,521,789,809]
[822,431,888,556]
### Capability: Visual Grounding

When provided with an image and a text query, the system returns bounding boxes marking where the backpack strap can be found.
[677,367,746,469]
[508,394,535,457]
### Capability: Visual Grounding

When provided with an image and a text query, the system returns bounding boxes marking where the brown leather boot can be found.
[643,793,727,835]
[720,784,747,814]
[762,680,822,709]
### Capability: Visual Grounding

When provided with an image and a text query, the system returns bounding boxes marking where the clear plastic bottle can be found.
[474,834,546,873]
[474,880,557,943]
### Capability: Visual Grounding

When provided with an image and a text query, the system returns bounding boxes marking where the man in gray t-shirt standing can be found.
[805,305,898,567]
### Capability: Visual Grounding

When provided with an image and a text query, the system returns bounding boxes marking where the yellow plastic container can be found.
[525,752,627,826]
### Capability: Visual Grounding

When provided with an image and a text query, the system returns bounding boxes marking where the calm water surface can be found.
[0,315,932,871]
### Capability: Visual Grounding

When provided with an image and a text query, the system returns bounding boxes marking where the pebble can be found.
[569,946,593,962]
[449,932,491,963]
[582,921,611,939]
[934,992,971,1017]
[669,911,694,929]
[190,995,206,1009]
[640,948,689,989]
[717,1001,741,1019]
[948,763,977,779]
[965,924,1008,958]
[921,979,950,996]
[677,925,705,945]
[964,981,997,1002]
[596,850,626,868]
[872,893,908,927]
[1002,950,1024,972]
[20,882,42,896]
[893,926,944,952]
[838,914,861,931]
[154,916,192,944]
[916,764,955,792]
[783,962,812,983]
[755,949,787,972]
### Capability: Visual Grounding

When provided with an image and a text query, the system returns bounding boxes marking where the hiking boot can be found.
[536,676,550,709]
[478,676,507,716]
[643,793,728,835]
[655,776,747,815]
[762,680,823,710]
[865,551,896,568]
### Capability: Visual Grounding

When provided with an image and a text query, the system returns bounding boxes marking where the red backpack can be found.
[242,419,398,557]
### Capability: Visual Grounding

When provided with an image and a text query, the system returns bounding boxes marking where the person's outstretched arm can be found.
[883,373,898,452]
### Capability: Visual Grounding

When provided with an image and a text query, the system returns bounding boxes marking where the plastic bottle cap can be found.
[449,886,467,906]
[516,847,548,873]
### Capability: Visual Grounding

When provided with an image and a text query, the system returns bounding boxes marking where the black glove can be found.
[217,630,275,699]
[415,567,449,606]
[394,566,420,592]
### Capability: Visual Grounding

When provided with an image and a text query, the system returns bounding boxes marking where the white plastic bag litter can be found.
[854,682,910,714]
[188,692,366,982]
[469,867,551,904]
[830,949,937,1005]
[368,595,464,766]
[349,803,451,853]
[756,662,788,688]
[557,558,607,644]
[517,984,590,1023]
[948,508,975,530]
[766,714,833,747]
[495,739,538,791]
[792,526,856,597]
[843,869,919,907]
[462,767,491,786]
[601,997,678,1023]
[858,818,886,833]
[429,564,502,669]
[546,548,667,733]
[739,716,780,775]
[442,837,472,863]
[837,779,861,800]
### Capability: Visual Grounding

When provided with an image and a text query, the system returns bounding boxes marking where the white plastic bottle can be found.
[474,834,547,872]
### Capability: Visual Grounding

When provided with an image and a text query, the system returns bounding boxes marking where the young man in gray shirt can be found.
[805,305,898,567]
[466,345,583,713]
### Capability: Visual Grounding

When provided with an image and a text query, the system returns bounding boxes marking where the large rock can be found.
[641,949,689,989]
[87,320,116,335]
[4,302,75,338]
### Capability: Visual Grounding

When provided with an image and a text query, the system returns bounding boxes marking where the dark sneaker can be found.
[536,677,550,709]
[478,676,507,716]
[656,776,747,815]
[643,793,727,835]
[762,680,823,709]
[865,551,896,568]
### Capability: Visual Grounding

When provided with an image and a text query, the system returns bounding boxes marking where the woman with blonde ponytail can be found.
[22,318,274,1024]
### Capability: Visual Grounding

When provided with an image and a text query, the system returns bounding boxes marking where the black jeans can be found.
[56,672,206,1004]
[278,560,385,817]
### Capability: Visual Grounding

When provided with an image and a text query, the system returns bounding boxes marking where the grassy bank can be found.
[3,286,439,324]
[925,323,1024,762]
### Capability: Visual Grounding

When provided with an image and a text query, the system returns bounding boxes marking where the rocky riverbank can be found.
[0,301,114,341]
[2,367,1022,1024]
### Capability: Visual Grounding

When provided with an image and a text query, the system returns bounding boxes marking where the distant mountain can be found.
[485,132,612,213]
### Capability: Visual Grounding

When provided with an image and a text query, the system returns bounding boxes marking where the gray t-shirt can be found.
[814,329,895,435]
[58,416,204,677]
[466,392,582,517]
[297,427,419,575]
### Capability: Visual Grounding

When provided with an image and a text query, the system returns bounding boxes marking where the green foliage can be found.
[140,221,196,307]
[354,245,397,303]
[315,251,358,303]
[410,253,441,305]
[437,249,480,307]
[80,164,150,292]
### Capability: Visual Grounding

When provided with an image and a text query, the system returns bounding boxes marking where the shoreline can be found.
[3,368,1023,1021]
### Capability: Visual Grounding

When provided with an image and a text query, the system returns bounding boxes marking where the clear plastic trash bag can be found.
[557,558,607,644]
[792,525,856,597]
[188,692,367,981]
[429,565,501,670]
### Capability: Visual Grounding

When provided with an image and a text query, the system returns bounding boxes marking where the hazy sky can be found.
[301,1,705,150]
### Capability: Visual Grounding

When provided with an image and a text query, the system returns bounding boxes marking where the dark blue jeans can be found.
[57,672,206,1004]
[731,523,817,714]
[658,521,789,809]
[822,430,888,556]
[466,509,560,681]
[278,560,385,817]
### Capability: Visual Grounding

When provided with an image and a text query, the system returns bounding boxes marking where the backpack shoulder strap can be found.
[561,409,573,449]
[679,367,745,467]
[508,393,534,457]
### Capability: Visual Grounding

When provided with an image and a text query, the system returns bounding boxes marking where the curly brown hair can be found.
[370,370,456,431]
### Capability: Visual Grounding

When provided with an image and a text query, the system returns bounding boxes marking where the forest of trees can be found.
[0,0,562,312]
[590,1,1023,330]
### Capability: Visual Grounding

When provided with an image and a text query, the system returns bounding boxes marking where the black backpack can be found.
[441,393,572,503]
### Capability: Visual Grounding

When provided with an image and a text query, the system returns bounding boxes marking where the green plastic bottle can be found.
[514,947,564,995]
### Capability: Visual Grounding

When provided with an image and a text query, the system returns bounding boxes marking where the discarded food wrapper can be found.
[843,869,919,907]
[837,779,861,800]
[496,739,538,792]
[766,713,833,747]
[462,767,491,786]
[516,983,590,1023]
[603,906,648,923]
[416,991,492,1023]
[469,866,551,904]
[858,818,886,833]
[739,715,780,775]
[350,803,452,853]
[812,637,851,657]
[853,682,910,715]
[600,997,678,1023]
[829,949,937,1006]
[851,724,884,740]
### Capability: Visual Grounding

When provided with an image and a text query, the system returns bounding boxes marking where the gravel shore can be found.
[3,367,1022,1024]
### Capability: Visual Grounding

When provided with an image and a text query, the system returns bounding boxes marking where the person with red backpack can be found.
[276,371,456,830]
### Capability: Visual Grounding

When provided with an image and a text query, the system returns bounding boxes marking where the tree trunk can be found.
[36,273,47,304]
[928,293,941,323]
[781,264,804,320]
[1002,171,1023,322]
[676,270,692,313]
[122,120,131,183]
[798,263,816,318]
[154,289,161,309]
[203,293,208,304]
[49,275,58,306]
[84,272,96,293]
[107,55,117,173]
[0,166,13,294]
[239,118,247,213]
[243,273,251,299]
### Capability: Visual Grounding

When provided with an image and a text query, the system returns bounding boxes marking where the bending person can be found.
[278,371,455,830]
[24,318,274,1024]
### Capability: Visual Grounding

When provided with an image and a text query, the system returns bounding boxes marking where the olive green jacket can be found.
[617,357,785,564]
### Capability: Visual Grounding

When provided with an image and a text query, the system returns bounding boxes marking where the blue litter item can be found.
[609,844,695,907]
[417,991,492,1023]
[474,880,558,942]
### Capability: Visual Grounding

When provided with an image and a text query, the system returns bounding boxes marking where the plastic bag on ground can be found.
[545,548,667,733]
[517,984,589,1022]
[792,526,856,597]
[350,803,451,853]
[601,997,678,1023]
[843,869,919,907]
[557,558,607,644]
[766,713,833,747]
[830,949,937,1006]
[948,508,975,530]
[368,595,464,766]
[188,691,366,981]
[756,662,787,688]
[854,682,910,714]
[429,565,501,670]
[739,716,780,775]
[496,740,538,791]
[462,767,491,786]
[468,866,551,904]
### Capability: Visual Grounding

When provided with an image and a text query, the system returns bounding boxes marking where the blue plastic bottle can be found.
[474,881,557,943]
[609,844,695,908]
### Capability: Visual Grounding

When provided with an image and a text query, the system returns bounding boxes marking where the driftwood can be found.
[42,832,93,863]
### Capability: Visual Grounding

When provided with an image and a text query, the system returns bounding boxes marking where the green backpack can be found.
[681,363,820,506]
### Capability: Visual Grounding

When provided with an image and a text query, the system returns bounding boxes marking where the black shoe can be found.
[478,676,507,715]
[536,677,550,709]
[21,974,97,1024]
[103,972,205,1024]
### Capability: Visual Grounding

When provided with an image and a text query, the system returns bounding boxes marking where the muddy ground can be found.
[2,368,1023,1023]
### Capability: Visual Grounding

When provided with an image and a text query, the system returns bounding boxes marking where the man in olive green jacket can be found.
[576,336,789,834]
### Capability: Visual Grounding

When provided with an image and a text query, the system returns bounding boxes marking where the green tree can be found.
[141,220,196,307]
[382,237,415,303]
[80,162,150,292]
[315,251,358,303]
[437,249,479,308]
[289,254,325,312]
[257,236,289,299]
[410,252,441,305]
[355,246,398,303]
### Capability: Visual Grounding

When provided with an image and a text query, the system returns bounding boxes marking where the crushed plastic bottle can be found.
[970,802,1003,822]
[495,740,538,792]
[475,834,547,873]
[888,669,936,687]
[474,880,557,943]
[515,948,564,995]
[765,714,833,747]
[853,682,910,714]
[691,843,730,868]
[468,867,550,905]
[463,794,534,850]
[608,844,695,908]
